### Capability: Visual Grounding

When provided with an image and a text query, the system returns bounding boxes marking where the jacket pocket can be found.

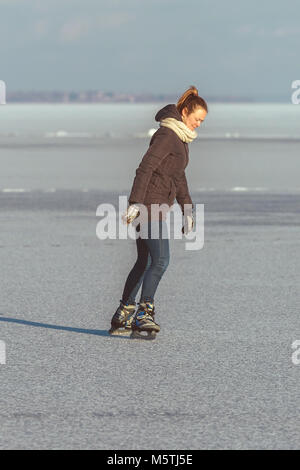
[150,173,159,189]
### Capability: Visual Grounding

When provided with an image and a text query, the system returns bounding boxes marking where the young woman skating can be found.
[109,86,208,339]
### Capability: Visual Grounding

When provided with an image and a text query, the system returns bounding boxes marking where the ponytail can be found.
[177,85,208,116]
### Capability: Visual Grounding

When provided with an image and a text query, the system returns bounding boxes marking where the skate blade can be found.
[130,329,157,340]
[108,327,132,336]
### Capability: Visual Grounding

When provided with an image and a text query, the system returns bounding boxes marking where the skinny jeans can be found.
[121,220,170,304]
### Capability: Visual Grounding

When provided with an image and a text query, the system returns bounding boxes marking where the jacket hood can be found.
[155,104,182,122]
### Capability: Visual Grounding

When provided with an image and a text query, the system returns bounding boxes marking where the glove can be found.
[182,214,194,234]
[122,204,140,225]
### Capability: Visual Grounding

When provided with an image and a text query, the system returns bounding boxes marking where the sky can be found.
[0,0,299,100]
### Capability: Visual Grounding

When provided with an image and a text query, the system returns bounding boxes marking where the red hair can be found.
[177,85,208,115]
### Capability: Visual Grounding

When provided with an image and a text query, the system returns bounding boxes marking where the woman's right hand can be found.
[182,214,194,234]
[122,204,141,225]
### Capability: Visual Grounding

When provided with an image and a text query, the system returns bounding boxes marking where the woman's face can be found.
[181,106,207,131]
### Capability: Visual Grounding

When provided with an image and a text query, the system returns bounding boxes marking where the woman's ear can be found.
[181,106,187,121]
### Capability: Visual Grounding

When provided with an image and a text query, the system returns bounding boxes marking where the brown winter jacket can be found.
[128,104,194,221]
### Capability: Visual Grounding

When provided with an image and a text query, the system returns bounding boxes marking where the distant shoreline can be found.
[3,90,277,104]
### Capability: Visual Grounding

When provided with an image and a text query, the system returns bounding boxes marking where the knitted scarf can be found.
[159,117,197,143]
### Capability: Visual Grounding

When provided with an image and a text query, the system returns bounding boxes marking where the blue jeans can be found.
[121,220,170,304]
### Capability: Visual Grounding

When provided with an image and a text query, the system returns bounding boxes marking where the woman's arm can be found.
[174,171,194,215]
[129,128,171,205]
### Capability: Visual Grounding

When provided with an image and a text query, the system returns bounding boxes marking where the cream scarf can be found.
[159,117,197,143]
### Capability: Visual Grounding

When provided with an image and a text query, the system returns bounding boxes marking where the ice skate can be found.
[124,311,136,330]
[108,300,136,335]
[130,301,160,340]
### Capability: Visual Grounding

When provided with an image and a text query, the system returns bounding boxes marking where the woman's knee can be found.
[154,255,169,273]
[134,255,151,272]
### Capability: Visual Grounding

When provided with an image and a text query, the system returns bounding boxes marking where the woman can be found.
[109,86,208,339]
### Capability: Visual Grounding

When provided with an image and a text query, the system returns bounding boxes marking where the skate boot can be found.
[109,300,136,335]
[124,310,136,330]
[130,301,160,340]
